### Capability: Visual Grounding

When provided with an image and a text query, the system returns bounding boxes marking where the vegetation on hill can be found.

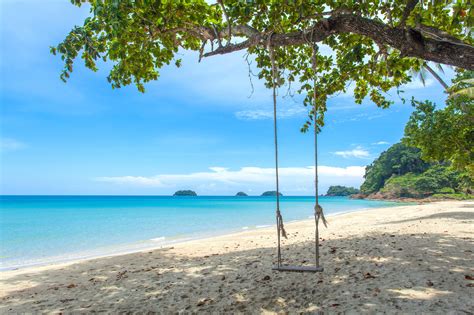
[380,165,470,199]
[236,192,248,196]
[360,143,430,195]
[359,143,472,200]
[173,190,197,196]
[360,73,473,201]
[326,186,359,196]
[261,191,283,197]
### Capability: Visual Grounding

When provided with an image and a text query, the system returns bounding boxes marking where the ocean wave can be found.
[256,225,271,229]
[242,226,249,230]
[150,236,166,242]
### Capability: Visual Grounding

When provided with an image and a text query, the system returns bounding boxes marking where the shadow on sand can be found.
[1,211,473,313]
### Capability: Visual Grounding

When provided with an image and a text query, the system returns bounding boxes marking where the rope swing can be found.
[267,33,288,270]
[269,34,326,273]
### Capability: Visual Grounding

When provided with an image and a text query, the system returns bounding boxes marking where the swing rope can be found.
[311,43,328,268]
[267,33,287,267]
[269,31,326,271]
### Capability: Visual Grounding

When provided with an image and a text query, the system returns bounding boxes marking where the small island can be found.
[261,191,283,197]
[326,185,360,196]
[173,190,197,196]
[235,192,248,196]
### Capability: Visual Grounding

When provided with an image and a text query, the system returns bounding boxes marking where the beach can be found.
[1,200,473,313]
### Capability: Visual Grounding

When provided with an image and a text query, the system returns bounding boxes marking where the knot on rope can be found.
[314,204,328,228]
[276,209,288,239]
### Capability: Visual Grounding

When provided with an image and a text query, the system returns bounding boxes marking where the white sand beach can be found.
[1,200,473,313]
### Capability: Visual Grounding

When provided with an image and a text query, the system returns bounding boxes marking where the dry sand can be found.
[1,201,473,313]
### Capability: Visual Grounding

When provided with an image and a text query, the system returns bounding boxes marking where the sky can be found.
[0,1,454,196]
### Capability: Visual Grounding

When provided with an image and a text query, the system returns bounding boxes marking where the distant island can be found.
[173,190,197,196]
[236,192,248,196]
[326,185,360,196]
[261,191,283,196]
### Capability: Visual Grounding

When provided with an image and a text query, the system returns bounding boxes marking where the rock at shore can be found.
[350,193,368,199]
[261,191,283,197]
[173,190,197,196]
[236,192,248,196]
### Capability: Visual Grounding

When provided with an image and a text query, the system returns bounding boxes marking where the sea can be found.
[0,195,401,270]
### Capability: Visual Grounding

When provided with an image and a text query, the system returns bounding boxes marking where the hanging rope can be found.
[268,30,327,272]
[267,32,287,267]
[310,45,328,230]
[308,38,328,268]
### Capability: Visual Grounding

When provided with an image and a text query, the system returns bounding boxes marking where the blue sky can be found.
[0,1,453,195]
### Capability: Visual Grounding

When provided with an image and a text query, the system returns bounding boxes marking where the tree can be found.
[448,74,474,99]
[52,0,473,128]
[404,71,474,177]
[360,143,430,194]
[380,164,467,198]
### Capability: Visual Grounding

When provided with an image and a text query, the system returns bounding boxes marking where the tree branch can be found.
[217,0,232,46]
[198,14,473,70]
[399,0,419,27]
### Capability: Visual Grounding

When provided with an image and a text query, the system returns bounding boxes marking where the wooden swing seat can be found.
[272,265,324,273]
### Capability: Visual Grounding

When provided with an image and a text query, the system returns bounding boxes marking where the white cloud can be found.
[0,138,27,152]
[235,105,307,120]
[96,165,365,195]
[235,99,308,120]
[235,109,273,120]
[372,141,389,145]
[333,146,370,159]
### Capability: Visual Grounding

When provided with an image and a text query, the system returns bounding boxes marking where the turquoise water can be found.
[0,195,400,270]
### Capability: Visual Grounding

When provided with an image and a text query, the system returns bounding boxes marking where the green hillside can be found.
[360,144,472,200]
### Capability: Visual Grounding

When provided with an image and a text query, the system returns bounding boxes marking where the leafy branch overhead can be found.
[52,0,473,127]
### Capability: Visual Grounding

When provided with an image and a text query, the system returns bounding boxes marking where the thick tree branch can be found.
[198,14,473,70]
[399,0,419,27]
[414,24,472,47]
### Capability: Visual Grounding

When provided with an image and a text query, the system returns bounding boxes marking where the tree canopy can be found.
[53,0,473,128]
[404,71,474,177]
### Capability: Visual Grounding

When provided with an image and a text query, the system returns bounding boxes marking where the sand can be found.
[1,200,473,313]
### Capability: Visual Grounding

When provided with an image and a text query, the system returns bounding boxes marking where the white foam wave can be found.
[150,237,166,242]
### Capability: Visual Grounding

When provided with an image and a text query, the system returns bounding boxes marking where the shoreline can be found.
[351,194,473,203]
[0,203,407,273]
[1,200,472,313]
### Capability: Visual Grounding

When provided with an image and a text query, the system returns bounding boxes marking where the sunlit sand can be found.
[1,201,472,313]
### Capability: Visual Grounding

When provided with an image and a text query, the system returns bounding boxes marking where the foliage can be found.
[380,164,466,198]
[448,75,474,99]
[52,0,473,128]
[404,71,474,177]
[360,143,430,194]
[326,185,359,196]
[431,193,474,200]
